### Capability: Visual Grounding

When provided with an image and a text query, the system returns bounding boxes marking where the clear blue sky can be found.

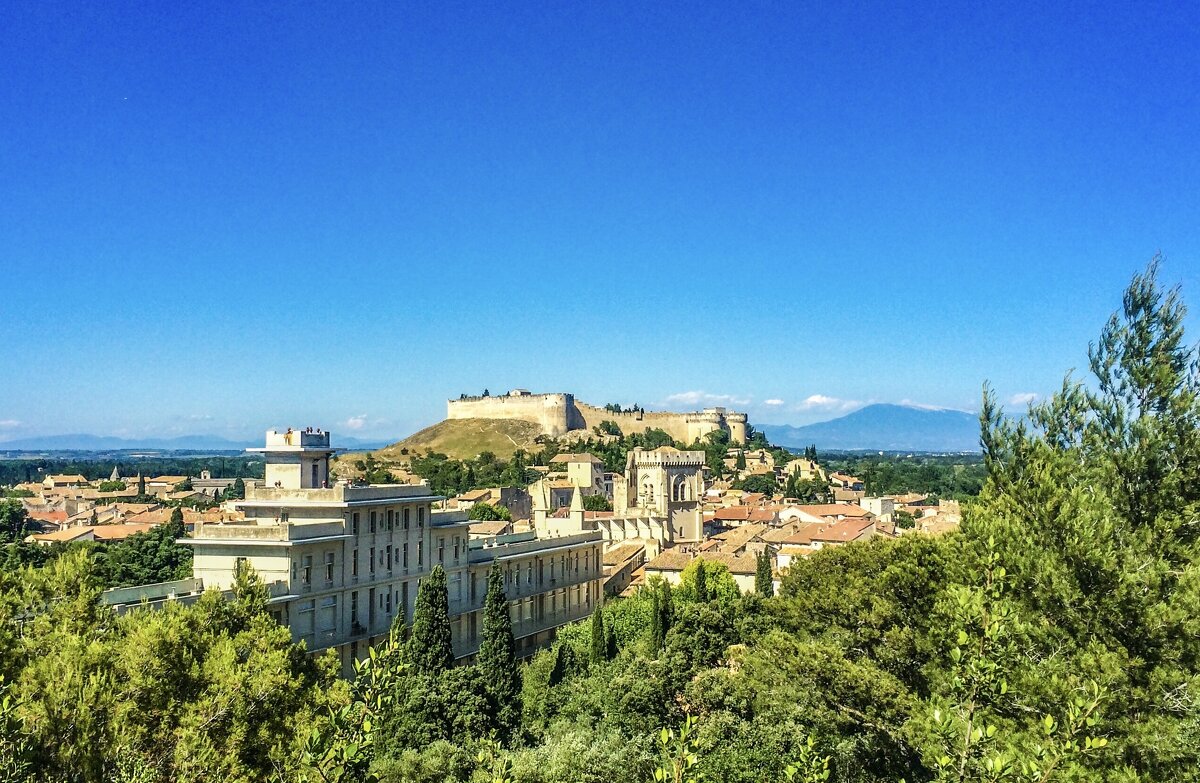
[2,1,1198,442]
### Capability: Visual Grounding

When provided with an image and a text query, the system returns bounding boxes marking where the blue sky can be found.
[2,2,1198,442]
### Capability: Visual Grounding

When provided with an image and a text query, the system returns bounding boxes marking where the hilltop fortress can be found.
[447,390,748,445]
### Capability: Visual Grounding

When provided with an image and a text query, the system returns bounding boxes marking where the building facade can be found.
[185,430,603,676]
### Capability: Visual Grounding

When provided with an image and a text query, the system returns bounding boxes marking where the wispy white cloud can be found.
[795,394,862,413]
[345,414,368,431]
[899,399,976,413]
[763,398,784,406]
[0,419,19,429]
[897,399,949,411]
[1008,392,1039,406]
[663,391,751,408]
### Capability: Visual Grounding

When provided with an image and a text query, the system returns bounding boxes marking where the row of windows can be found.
[350,505,426,536]
[296,536,470,587]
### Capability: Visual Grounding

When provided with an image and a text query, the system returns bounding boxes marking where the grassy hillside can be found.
[376,418,545,460]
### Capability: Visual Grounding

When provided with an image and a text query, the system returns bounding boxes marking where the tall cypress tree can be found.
[661,581,674,638]
[479,561,521,741]
[694,561,709,603]
[589,605,606,664]
[407,565,453,676]
[548,643,574,687]
[755,551,774,597]
[136,473,146,498]
[650,586,664,652]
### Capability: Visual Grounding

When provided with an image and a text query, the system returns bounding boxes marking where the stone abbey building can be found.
[447,389,748,444]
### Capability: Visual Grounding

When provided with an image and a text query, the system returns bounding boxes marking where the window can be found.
[403,542,409,568]
[527,562,533,585]
[370,511,377,534]
[369,547,376,575]
[387,509,394,530]
[351,591,359,625]
[404,507,410,529]
[301,555,312,585]
[352,513,359,536]
[318,595,337,638]
[418,507,425,526]
[438,537,445,564]
[385,545,392,571]
[324,552,335,583]
[453,537,460,560]
[417,541,423,566]
[352,548,358,577]
[385,591,392,614]
[297,599,316,642]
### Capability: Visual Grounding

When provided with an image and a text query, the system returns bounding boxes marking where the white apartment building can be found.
[183,429,603,676]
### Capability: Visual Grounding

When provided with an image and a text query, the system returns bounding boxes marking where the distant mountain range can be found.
[760,404,982,452]
[0,433,394,452]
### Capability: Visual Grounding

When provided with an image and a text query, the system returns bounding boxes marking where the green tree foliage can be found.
[225,477,246,500]
[0,499,35,543]
[582,494,613,512]
[675,558,739,605]
[819,454,986,500]
[468,502,513,522]
[590,605,607,664]
[353,455,396,484]
[91,515,192,588]
[755,551,773,597]
[0,553,340,783]
[409,451,534,497]
[479,561,521,743]
[733,473,777,495]
[406,565,453,676]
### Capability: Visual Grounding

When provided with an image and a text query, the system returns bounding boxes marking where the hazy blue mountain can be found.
[0,433,394,452]
[761,404,982,452]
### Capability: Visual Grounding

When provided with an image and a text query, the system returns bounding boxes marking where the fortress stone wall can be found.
[447,390,747,445]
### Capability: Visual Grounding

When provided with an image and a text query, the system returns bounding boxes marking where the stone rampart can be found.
[447,393,574,437]
[446,392,749,445]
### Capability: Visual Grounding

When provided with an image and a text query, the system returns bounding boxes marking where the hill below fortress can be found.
[376,418,546,461]
[375,390,750,460]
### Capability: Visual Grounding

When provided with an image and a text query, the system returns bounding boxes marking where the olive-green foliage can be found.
[371,740,474,783]
[468,502,513,522]
[0,552,341,783]
[675,558,739,605]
